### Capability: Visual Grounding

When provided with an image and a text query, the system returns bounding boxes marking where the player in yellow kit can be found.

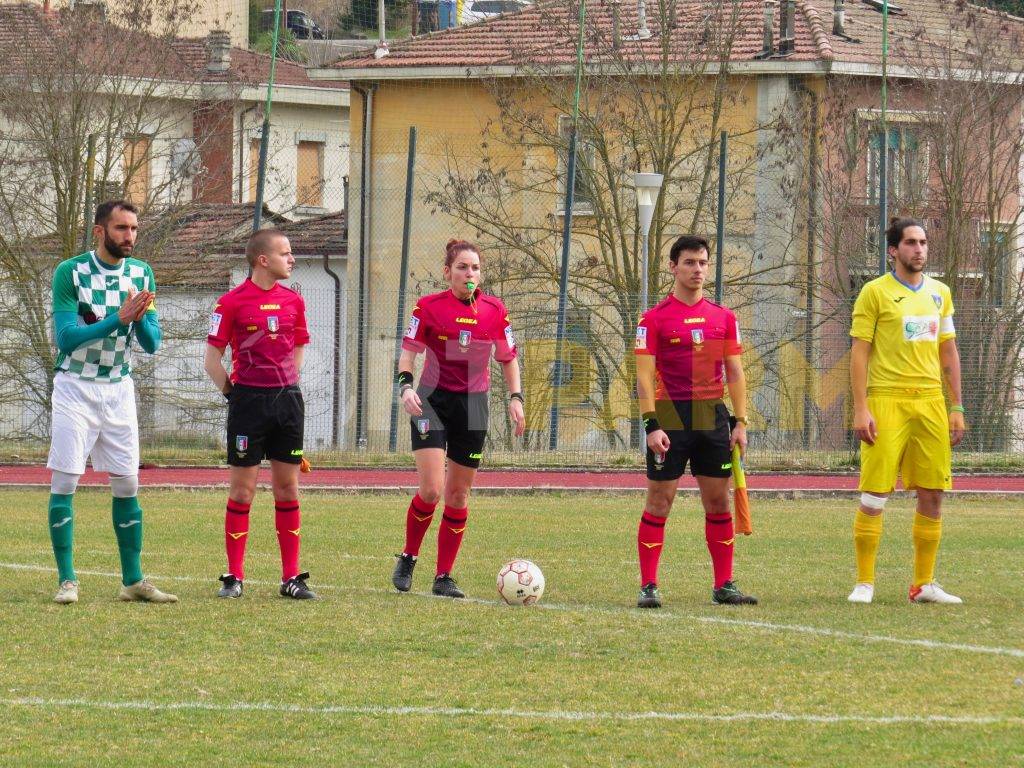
[848,218,966,605]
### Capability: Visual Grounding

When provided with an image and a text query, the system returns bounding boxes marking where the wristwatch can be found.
[734,416,748,425]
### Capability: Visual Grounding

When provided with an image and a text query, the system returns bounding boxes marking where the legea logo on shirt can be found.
[903,315,939,342]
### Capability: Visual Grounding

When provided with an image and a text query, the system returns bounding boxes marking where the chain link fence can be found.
[2,85,1023,471]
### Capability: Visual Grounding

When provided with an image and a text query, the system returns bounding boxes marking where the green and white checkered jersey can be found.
[51,251,156,383]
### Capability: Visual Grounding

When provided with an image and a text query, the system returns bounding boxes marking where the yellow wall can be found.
[346,76,782,451]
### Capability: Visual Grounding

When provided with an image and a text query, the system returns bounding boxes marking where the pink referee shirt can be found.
[402,289,517,393]
[207,279,310,387]
[634,295,742,401]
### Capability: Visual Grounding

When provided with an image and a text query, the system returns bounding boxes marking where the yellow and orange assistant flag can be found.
[731,443,752,535]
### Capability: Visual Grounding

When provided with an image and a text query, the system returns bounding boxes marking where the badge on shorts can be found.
[236,435,248,453]
[654,452,665,470]
[416,419,430,438]
[267,316,279,333]
[691,329,704,345]
[458,330,471,349]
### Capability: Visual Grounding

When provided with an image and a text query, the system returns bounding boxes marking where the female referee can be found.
[390,239,526,598]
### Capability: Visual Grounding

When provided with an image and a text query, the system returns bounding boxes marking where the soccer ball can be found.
[497,559,545,605]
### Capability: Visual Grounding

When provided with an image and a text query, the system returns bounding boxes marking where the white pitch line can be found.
[2,696,1021,727]
[3,561,1023,660]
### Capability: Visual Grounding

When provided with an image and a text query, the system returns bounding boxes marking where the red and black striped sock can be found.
[436,505,468,576]
[225,498,251,580]
[275,499,302,581]
[637,510,667,586]
[403,493,437,557]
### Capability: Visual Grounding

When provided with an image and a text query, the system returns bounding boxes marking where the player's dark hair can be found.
[669,235,710,264]
[246,228,288,266]
[886,217,926,250]
[94,199,138,226]
[445,239,481,267]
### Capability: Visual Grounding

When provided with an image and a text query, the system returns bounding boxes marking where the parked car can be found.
[461,0,530,25]
[260,9,326,40]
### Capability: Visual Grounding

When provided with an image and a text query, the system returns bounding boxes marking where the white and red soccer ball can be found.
[497,559,545,605]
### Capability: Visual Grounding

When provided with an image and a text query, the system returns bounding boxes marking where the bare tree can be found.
[814,1,1024,452]
[0,1,253,439]
[424,0,801,450]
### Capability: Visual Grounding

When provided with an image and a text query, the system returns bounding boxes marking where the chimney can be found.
[610,0,621,49]
[780,0,795,53]
[833,0,845,36]
[206,29,231,73]
[762,0,776,57]
[636,0,652,40]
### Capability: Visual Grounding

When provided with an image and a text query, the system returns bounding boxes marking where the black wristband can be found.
[642,411,660,434]
[396,370,414,388]
[509,392,524,404]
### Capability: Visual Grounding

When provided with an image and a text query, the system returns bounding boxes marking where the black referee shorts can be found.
[411,387,489,469]
[227,384,305,467]
[646,399,733,481]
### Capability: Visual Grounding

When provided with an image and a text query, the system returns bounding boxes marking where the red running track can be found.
[1,465,1023,492]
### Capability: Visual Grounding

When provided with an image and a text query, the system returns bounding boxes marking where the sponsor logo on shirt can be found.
[932,293,943,310]
[635,326,648,350]
[903,315,939,342]
[260,304,281,310]
[267,316,279,333]
[459,330,472,349]
[504,326,516,349]
[893,296,906,303]
[209,312,222,336]
[405,316,420,339]
[456,317,478,325]
[684,317,705,324]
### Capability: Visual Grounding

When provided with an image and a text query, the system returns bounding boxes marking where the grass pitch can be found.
[1,488,1022,767]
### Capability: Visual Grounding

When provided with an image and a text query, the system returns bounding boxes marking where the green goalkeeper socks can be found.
[112,496,144,586]
[48,493,76,584]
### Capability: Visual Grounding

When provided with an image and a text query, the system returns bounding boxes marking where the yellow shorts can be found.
[859,391,952,493]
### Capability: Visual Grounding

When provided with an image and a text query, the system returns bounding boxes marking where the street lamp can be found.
[633,171,663,313]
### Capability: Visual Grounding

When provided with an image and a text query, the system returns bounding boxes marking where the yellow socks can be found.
[853,510,883,584]
[912,513,942,587]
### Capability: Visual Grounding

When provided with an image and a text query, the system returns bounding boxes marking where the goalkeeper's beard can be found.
[103,232,133,260]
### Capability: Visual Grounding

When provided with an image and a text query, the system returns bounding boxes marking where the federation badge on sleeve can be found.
[459,330,472,349]
[504,325,516,350]
[416,418,430,438]
[209,312,222,336]
[635,326,648,350]
[405,315,420,339]
[267,316,279,333]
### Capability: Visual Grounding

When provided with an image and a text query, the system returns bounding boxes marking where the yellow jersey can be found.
[850,272,956,391]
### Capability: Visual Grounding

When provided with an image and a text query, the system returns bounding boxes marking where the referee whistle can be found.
[465,281,476,291]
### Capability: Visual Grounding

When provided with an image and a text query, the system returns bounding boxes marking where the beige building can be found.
[31,0,250,46]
